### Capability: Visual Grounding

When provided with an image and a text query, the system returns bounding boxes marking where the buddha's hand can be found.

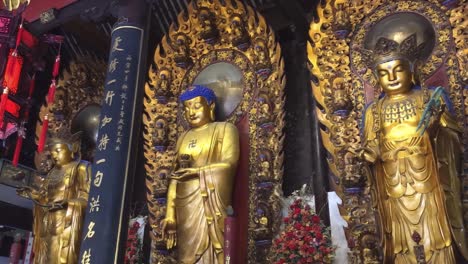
[161,218,177,249]
[16,187,30,199]
[16,186,44,200]
[349,147,378,164]
[171,168,199,181]
[49,201,68,211]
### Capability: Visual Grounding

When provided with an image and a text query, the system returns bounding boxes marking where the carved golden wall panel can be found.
[308,0,467,262]
[144,0,285,262]
[35,57,106,167]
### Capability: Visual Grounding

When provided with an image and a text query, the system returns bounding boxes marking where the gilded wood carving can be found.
[35,57,106,166]
[143,0,285,262]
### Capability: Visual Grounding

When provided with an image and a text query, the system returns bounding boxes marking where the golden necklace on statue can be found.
[382,98,417,124]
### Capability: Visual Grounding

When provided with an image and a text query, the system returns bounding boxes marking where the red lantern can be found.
[2,50,23,94]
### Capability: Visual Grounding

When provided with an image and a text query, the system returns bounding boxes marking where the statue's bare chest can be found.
[178,125,216,164]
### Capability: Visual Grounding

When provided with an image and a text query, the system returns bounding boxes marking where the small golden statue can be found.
[18,132,91,264]
[358,31,468,263]
[229,14,250,49]
[198,8,219,41]
[161,85,240,263]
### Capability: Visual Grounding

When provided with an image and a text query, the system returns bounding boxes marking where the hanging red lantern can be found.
[2,50,23,94]
[5,99,20,118]
[37,115,48,153]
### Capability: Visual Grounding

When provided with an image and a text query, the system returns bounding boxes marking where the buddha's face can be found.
[50,143,74,167]
[183,96,214,128]
[376,59,413,95]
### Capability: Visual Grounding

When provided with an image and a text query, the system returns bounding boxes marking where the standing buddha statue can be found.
[358,34,468,263]
[17,132,91,264]
[161,85,240,263]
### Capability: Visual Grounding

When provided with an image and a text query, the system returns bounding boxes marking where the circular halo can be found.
[192,62,244,121]
[180,49,255,125]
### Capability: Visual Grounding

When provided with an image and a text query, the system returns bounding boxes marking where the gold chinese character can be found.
[89,195,100,213]
[108,58,119,73]
[98,134,109,151]
[94,171,104,187]
[84,222,96,240]
[105,91,115,106]
[81,249,91,264]
[112,36,124,52]
[100,116,112,128]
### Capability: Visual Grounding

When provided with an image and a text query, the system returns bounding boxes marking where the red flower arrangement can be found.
[271,198,334,263]
[124,217,146,264]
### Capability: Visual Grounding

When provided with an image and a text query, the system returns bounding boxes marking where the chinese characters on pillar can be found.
[79,27,144,264]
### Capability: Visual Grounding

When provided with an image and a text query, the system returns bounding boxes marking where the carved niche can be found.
[143,0,285,263]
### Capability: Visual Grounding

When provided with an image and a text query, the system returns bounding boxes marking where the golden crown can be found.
[360,34,427,68]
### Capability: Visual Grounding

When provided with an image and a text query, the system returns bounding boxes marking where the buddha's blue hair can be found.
[179,85,216,104]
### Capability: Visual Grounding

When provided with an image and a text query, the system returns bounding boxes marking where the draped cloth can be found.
[174,122,239,264]
[363,90,468,264]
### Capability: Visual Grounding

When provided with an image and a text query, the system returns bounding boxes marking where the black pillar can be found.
[78,0,149,263]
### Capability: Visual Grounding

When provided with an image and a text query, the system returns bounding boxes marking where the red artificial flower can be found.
[316,232,323,240]
[312,215,321,224]
[272,197,334,263]
[287,240,297,250]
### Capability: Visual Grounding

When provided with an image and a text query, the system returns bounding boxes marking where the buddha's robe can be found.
[173,122,239,264]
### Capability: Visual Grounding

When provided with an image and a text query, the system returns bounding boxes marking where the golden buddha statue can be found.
[358,34,468,263]
[17,132,91,264]
[161,85,240,264]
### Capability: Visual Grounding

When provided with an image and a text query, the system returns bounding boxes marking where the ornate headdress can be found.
[360,34,427,68]
[47,128,82,148]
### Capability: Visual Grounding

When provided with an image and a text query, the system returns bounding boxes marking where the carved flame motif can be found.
[35,57,106,166]
[143,0,285,262]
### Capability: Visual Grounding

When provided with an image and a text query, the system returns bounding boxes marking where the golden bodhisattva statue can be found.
[18,132,91,264]
[358,34,468,263]
[162,85,240,264]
